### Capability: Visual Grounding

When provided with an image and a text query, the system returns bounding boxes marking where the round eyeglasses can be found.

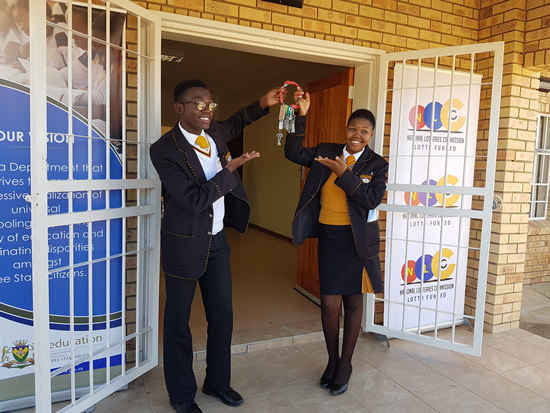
[180,100,218,111]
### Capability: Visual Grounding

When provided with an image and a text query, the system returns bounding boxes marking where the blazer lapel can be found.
[171,123,207,183]
[208,130,228,168]
[352,146,373,174]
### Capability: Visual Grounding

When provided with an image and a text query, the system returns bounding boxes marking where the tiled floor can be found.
[90,325,550,413]
[92,266,550,413]
[161,227,323,353]
[10,231,550,412]
[519,283,550,341]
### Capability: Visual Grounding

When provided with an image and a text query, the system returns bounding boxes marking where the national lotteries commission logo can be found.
[401,248,456,284]
[408,98,466,132]
[1,339,35,370]
[404,175,460,207]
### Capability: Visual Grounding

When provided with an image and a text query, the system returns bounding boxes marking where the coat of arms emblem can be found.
[1,339,35,369]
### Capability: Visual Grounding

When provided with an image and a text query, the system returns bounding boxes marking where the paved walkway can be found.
[519,283,550,340]
[14,283,550,412]
[89,327,550,412]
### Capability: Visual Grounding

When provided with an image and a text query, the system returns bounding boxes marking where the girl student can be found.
[284,92,388,395]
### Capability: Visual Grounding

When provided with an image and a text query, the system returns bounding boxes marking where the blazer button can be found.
[209,214,213,218]
[207,231,212,235]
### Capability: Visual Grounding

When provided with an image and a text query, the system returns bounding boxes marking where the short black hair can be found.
[347,109,375,130]
[174,79,208,103]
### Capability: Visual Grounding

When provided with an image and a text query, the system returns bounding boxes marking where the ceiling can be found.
[160,39,345,100]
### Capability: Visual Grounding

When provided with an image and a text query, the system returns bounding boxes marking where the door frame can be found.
[158,12,383,116]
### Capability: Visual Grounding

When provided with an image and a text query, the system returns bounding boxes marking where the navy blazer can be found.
[285,115,389,263]
[150,101,268,279]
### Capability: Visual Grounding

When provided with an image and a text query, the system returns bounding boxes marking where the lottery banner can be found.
[385,63,482,330]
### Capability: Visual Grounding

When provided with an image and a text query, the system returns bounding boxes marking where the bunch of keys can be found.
[276,80,302,146]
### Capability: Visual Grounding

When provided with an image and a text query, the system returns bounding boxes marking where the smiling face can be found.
[175,87,214,135]
[345,118,375,154]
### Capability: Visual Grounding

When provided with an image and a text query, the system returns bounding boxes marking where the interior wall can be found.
[218,67,337,237]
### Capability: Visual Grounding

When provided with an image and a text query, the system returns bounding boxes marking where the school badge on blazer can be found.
[225,152,232,162]
[360,173,373,183]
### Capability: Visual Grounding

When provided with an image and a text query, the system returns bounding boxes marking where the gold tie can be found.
[346,155,355,169]
[194,135,211,157]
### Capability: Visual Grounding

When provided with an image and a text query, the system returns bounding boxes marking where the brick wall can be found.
[524,0,550,71]
[525,226,550,284]
[135,0,480,51]
[124,13,139,365]
[477,0,535,332]
[134,0,550,333]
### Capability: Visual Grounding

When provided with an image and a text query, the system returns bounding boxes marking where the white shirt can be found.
[179,123,225,235]
[343,146,365,165]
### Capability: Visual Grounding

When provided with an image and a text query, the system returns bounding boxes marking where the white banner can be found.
[385,63,481,331]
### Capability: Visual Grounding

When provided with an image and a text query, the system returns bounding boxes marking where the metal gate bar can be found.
[366,42,504,357]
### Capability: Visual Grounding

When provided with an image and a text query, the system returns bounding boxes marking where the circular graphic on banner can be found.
[0,81,123,330]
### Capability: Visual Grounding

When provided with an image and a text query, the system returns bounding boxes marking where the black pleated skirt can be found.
[318,224,379,295]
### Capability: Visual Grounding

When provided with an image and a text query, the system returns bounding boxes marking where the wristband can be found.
[278,80,302,110]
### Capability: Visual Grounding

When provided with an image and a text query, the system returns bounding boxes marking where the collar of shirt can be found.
[178,122,212,149]
[343,145,365,163]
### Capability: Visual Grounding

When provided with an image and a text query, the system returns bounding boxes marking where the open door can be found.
[294,69,354,302]
[365,43,504,356]
[0,1,161,412]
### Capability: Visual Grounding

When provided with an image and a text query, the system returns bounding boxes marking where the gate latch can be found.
[492,195,503,211]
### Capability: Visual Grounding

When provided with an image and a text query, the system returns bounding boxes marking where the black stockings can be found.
[320,294,363,384]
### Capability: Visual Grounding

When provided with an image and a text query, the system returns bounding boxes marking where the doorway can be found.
[156,14,384,350]
[158,40,350,349]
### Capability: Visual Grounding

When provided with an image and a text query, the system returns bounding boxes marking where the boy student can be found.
[150,80,281,413]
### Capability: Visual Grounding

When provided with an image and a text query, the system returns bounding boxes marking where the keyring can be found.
[278,80,302,110]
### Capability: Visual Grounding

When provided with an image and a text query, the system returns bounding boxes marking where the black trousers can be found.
[163,230,233,403]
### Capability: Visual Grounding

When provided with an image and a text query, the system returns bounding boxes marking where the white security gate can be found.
[0,1,160,411]
[365,43,503,356]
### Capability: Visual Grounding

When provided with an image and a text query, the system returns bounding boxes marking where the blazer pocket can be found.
[167,231,195,239]
[163,231,196,254]
[365,221,380,247]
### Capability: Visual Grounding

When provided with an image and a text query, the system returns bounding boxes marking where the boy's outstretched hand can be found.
[225,151,261,172]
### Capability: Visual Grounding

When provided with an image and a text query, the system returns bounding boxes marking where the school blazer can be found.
[150,101,268,279]
[285,115,389,261]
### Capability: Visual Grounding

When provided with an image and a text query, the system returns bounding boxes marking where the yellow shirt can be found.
[319,171,351,225]
[319,154,356,225]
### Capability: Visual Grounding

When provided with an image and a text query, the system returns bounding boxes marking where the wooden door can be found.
[295,69,354,301]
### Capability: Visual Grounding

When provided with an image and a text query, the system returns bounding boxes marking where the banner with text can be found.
[0,1,126,385]
[385,63,481,331]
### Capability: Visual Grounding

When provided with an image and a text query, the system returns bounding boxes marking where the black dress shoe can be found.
[320,376,333,389]
[330,366,352,396]
[169,400,203,413]
[330,381,348,395]
[202,381,244,407]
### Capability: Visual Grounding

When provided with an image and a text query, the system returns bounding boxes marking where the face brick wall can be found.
[135,0,550,333]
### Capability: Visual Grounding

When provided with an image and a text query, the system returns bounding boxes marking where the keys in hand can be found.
[276,104,296,146]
